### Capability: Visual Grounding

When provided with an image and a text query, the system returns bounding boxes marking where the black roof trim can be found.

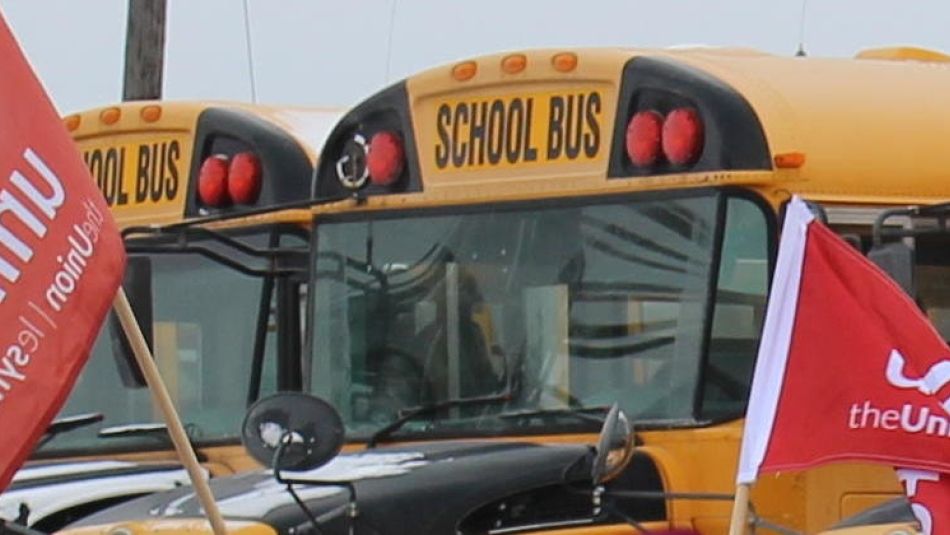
[608,55,772,178]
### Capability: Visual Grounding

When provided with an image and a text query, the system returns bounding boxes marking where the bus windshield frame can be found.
[307,188,773,441]
[34,224,309,457]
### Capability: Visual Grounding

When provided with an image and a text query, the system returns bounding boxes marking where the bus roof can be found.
[313,46,950,210]
[664,46,950,203]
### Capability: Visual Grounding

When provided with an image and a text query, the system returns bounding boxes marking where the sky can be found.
[1,0,949,114]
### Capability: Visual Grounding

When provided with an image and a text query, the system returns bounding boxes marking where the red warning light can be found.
[662,107,704,166]
[366,131,405,186]
[228,152,263,204]
[198,155,230,207]
[625,110,664,167]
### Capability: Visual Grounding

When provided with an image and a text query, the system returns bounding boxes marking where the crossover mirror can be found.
[241,392,345,471]
[591,403,636,484]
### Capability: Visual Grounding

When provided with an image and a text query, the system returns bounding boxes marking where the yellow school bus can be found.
[60,46,950,535]
[304,46,937,533]
[1,101,341,530]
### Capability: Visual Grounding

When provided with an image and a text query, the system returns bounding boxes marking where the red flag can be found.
[736,197,950,531]
[896,469,950,535]
[0,12,125,490]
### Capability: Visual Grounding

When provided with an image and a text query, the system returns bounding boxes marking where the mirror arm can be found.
[596,493,650,534]
[126,243,302,278]
[604,489,734,501]
[872,207,912,248]
[124,225,307,261]
[273,435,359,535]
[273,437,325,535]
[286,482,325,535]
[871,202,950,246]
[123,225,308,278]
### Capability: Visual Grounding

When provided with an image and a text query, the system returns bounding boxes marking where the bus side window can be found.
[701,197,769,420]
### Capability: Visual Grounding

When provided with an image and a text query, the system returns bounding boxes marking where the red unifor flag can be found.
[897,469,950,535]
[736,197,950,534]
[0,12,125,490]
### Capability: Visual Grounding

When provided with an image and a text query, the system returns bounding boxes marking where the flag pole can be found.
[728,483,751,535]
[113,288,228,535]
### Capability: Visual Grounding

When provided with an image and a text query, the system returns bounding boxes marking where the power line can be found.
[242,0,258,102]
[384,0,398,83]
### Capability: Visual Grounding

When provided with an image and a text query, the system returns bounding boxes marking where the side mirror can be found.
[868,241,915,297]
[242,392,345,471]
[109,255,154,388]
[591,403,636,485]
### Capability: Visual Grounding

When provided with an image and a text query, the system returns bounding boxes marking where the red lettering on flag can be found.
[0,11,125,491]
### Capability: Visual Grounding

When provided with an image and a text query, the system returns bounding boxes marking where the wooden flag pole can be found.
[728,483,751,535]
[113,288,228,535]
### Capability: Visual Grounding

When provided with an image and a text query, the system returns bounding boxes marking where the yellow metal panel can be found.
[518,522,667,534]
[840,493,902,520]
[68,102,204,228]
[804,464,901,528]
[653,48,950,202]
[857,46,950,62]
[407,49,625,191]
[60,519,275,535]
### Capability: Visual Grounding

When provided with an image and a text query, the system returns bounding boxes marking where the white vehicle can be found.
[2,459,194,531]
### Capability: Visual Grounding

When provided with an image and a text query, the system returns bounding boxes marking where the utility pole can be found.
[123,0,166,101]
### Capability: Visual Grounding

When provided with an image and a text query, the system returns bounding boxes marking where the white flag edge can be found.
[736,196,815,484]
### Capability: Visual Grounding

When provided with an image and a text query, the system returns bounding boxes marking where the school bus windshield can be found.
[310,190,770,438]
[30,101,333,463]
[34,230,301,456]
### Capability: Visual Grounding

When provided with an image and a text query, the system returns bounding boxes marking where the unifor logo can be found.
[847,349,950,437]
[886,349,950,413]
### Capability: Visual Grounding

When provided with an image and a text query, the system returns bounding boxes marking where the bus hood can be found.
[2,460,192,527]
[67,441,593,535]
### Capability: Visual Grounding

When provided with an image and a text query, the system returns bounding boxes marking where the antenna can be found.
[384,0,398,83]
[795,0,808,57]
[242,0,258,103]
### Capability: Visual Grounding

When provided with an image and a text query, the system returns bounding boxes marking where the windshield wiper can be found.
[98,422,169,439]
[366,392,512,448]
[99,423,208,461]
[496,406,610,425]
[37,412,104,448]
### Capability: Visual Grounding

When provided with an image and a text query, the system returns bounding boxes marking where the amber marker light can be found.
[502,54,527,74]
[452,61,477,81]
[552,52,578,73]
[100,107,121,125]
[64,114,80,132]
[140,105,162,123]
[774,152,806,168]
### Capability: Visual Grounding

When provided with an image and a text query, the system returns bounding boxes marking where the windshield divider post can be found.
[693,193,729,419]
[247,231,281,405]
